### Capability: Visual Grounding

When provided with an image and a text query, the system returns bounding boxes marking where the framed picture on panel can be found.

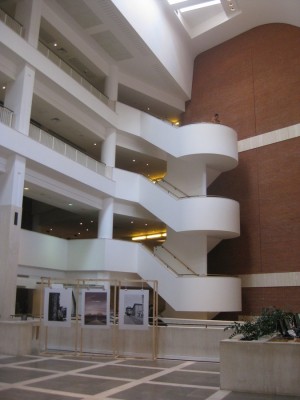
[44,287,72,328]
[81,289,110,328]
[119,289,149,330]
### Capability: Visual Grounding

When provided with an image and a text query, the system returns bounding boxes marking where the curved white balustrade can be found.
[139,175,240,237]
[116,103,238,172]
[113,170,240,238]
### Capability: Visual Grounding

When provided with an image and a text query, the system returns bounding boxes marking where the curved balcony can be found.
[139,176,239,238]
[117,103,238,173]
[19,232,242,312]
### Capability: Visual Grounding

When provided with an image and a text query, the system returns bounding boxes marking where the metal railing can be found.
[37,42,113,109]
[0,104,13,127]
[154,245,198,277]
[0,8,23,35]
[155,178,188,198]
[0,104,109,178]
[0,8,113,111]
[29,124,107,177]
[155,178,234,201]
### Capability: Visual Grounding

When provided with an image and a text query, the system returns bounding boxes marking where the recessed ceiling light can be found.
[2,85,6,90]
[68,203,73,206]
[53,42,58,47]
[24,187,29,190]
[132,159,136,162]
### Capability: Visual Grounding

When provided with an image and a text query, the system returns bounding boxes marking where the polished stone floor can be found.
[0,354,299,400]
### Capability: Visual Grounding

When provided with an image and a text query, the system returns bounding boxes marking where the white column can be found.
[101,128,117,168]
[104,64,118,102]
[4,64,35,135]
[195,235,207,275]
[166,156,207,196]
[98,198,114,239]
[15,0,42,47]
[198,161,207,196]
[0,155,26,320]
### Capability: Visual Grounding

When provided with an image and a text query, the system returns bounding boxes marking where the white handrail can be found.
[0,7,112,110]
[37,42,113,109]
[29,124,107,177]
[0,8,23,35]
[0,105,13,127]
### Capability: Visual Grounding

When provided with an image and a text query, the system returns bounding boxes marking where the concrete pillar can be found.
[0,25,33,319]
[198,161,207,196]
[196,234,207,275]
[0,155,26,320]
[98,198,114,239]
[4,64,35,135]
[166,156,207,196]
[104,64,118,102]
[165,229,207,276]
[15,0,42,47]
[101,128,116,168]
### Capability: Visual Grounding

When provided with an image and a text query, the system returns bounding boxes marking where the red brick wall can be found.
[242,287,300,316]
[182,23,300,314]
[208,138,300,276]
[182,23,300,139]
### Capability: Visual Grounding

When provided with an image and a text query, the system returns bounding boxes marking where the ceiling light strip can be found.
[132,232,167,241]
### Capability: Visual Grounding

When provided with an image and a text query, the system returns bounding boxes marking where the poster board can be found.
[118,289,149,330]
[43,287,72,328]
[81,289,110,328]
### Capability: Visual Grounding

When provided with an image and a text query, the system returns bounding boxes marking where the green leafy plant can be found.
[225,307,294,341]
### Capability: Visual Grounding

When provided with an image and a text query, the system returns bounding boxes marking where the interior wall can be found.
[242,287,300,315]
[182,23,300,316]
[208,138,299,276]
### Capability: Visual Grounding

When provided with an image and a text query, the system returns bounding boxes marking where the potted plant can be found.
[225,307,297,341]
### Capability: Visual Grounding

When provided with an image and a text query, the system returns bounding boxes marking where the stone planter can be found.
[220,338,300,396]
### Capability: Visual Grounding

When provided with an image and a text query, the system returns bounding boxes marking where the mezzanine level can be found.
[0,7,111,109]
[0,104,108,178]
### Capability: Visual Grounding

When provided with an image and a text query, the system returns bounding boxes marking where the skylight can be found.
[166,0,240,40]
[180,0,221,13]
[167,0,221,12]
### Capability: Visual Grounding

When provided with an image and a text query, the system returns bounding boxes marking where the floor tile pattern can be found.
[0,354,299,400]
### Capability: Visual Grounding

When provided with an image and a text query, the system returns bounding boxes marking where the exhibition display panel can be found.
[39,277,159,359]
